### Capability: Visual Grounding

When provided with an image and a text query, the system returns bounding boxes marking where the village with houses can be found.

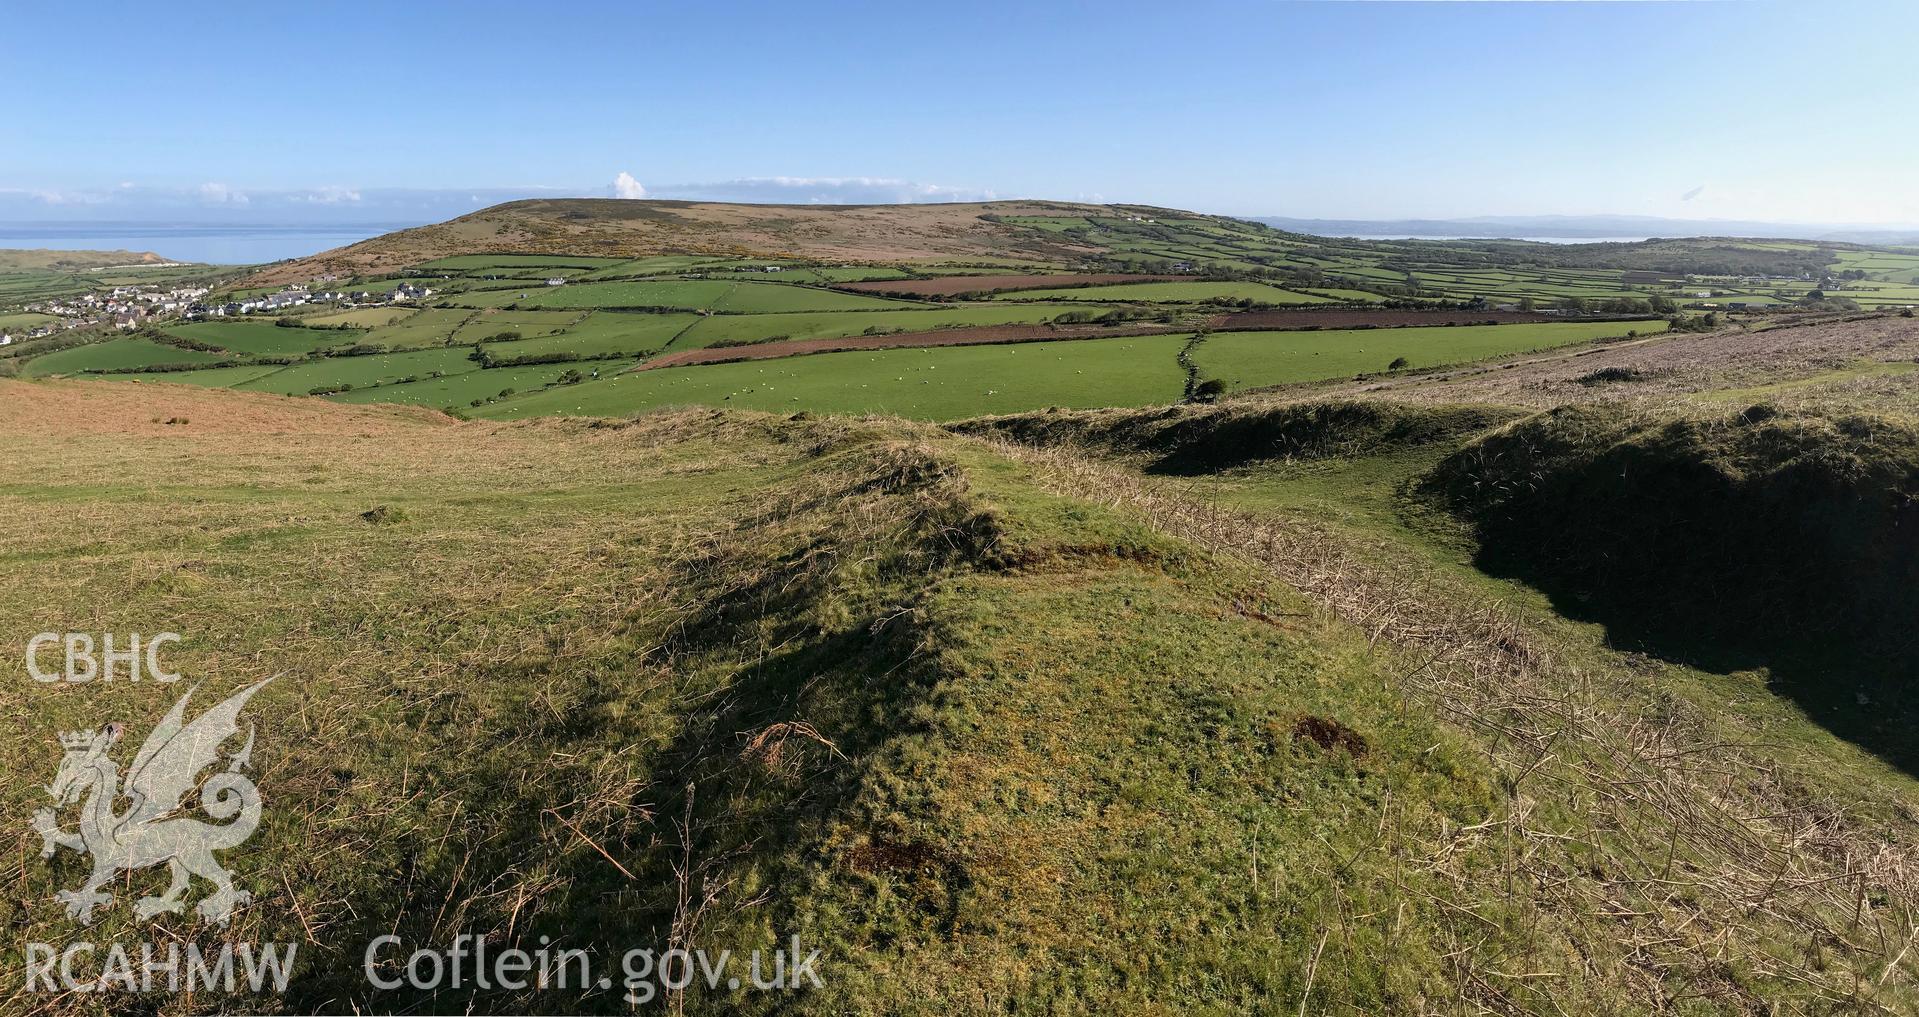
[1,277,435,347]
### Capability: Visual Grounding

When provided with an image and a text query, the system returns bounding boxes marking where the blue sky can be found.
[8,0,1917,225]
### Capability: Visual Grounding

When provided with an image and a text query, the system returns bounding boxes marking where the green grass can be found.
[445,310,583,345]
[474,312,696,359]
[798,266,914,283]
[414,254,629,270]
[450,279,917,312]
[478,333,1193,421]
[105,363,294,388]
[570,255,746,280]
[1195,320,1666,392]
[11,384,1911,1012]
[358,308,477,349]
[301,306,419,328]
[0,311,58,332]
[162,320,356,356]
[0,396,1513,1013]
[230,346,482,394]
[671,303,1120,350]
[328,359,636,408]
[20,337,234,376]
[1296,287,1386,302]
[995,280,1331,303]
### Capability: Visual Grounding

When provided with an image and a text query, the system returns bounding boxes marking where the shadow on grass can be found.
[1426,404,1919,777]
[1466,540,1919,776]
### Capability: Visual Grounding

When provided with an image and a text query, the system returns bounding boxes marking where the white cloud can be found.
[197,182,248,206]
[296,185,362,204]
[34,188,110,205]
[612,172,647,199]
[1680,184,1706,202]
[0,186,110,206]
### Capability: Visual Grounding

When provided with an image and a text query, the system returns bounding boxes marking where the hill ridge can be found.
[247,198,1200,285]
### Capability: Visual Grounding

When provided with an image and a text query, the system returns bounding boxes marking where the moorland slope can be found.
[247,199,1148,284]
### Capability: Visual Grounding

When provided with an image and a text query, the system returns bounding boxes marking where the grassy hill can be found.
[0,248,175,271]
[245,199,1128,285]
[6,377,1919,1013]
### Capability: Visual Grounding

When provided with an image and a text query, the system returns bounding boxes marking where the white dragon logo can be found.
[31,679,271,925]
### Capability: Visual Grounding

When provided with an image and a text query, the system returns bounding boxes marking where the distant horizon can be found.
[7,201,1919,233]
[7,202,1919,254]
[5,196,1918,235]
[5,203,1919,266]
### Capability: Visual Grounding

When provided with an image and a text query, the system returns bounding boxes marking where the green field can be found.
[445,310,584,344]
[358,308,477,349]
[471,312,696,358]
[479,334,1193,421]
[328,359,635,408]
[995,280,1333,304]
[672,303,1122,349]
[301,306,419,328]
[1195,320,1666,392]
[1299,287,1390,301]
[0,311,58,332]
[162,319,357,356]
[415,254,629,270]
[108,363,293,388]
[570,255,747,280]
[700,266,916,286]
[20,337,234,376]
[7,205,1903,429]
[450,279,916,312]
[231,347,483,394]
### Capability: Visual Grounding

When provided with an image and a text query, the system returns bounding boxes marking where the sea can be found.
[0,222,420,265]
[1353,234,1655,245]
